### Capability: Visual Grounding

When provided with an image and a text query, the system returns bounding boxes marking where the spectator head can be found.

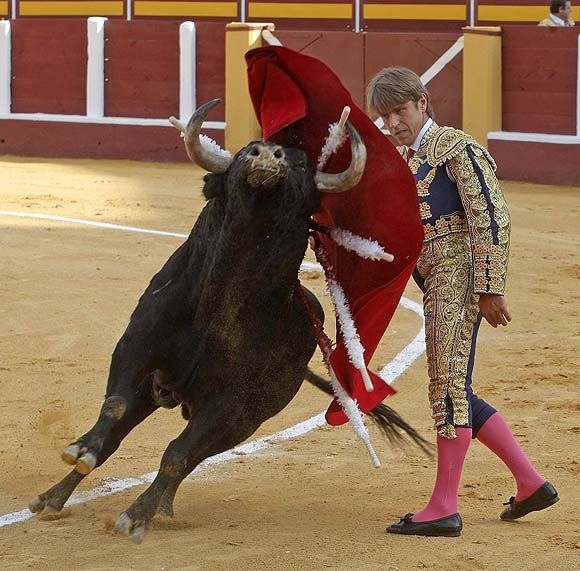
[550,0,573,21]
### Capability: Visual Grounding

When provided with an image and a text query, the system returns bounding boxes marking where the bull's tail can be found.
[304,368,433,456]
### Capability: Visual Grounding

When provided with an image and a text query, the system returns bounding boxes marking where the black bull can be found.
[29,101,427,543]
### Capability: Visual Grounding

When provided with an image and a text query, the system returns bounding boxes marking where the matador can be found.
[367,67,559,537]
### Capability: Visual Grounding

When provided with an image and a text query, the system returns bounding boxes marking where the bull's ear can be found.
[202,173,226,200]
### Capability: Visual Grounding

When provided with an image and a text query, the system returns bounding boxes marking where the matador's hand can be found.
[478,294,512,328]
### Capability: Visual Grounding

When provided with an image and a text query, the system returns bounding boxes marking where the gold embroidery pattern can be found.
[447,147,511,294]
[419,202,432,220]
[413,164,437,195]
[423,213,468,241]
[427,126,497,172]
[416,179,431,196]
[416,232,479,437]
[409,156,424,176]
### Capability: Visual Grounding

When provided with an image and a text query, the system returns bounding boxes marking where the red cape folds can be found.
[245,46,424,425]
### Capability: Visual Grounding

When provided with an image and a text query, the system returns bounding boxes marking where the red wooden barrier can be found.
[502,26,578,135]
[196,22,226,120]
[10,19,87,114]
[105,20,180,118]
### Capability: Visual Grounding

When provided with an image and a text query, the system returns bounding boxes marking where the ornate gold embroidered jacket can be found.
[400,122,511,295]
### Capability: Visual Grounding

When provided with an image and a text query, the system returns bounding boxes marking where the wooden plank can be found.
[105,59,180,80]
[105,80,179,118]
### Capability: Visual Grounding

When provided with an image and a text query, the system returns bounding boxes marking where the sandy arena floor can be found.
[0,156,579,570]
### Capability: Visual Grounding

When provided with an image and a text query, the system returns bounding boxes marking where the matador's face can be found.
[380,95,430,148]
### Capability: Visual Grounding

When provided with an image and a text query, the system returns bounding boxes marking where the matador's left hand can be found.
[478,294,512,328]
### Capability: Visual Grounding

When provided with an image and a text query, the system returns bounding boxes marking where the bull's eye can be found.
[249,147,260,156]
[274,149,283,159]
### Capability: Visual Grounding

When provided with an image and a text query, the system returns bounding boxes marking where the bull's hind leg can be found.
[156,481,180,518]
[29,397,157,518]
[115,410,254,543]
[29,469,85,518]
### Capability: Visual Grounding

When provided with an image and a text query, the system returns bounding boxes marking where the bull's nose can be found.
[245,142,287,189]
[247,143,285,162]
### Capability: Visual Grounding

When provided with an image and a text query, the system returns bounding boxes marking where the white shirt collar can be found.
[549,13,566,26]
[410,118,433,152]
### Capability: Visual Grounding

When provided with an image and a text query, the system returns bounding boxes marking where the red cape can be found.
[245,46,424,425]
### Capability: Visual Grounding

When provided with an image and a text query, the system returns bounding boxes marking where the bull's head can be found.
[170,99,366,194]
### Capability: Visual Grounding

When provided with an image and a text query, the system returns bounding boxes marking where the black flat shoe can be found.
[500,481,559,520]
[386,513,462,537]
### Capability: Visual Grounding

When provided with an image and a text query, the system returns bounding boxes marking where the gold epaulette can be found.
[426,126,497,171]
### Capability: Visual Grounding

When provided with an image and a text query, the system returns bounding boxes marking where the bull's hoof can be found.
[61,444,80,465]
[116,512,147,544]
[76,452,97,475]
[28,496,45,513]
[28,497,68,520]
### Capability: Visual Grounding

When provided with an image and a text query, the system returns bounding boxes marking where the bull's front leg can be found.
[61,395,128,474]
[60,340,156,475]
[29,380,158,519]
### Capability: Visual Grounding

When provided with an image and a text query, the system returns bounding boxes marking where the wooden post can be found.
[462,27,502,146]
[225,22,274,153]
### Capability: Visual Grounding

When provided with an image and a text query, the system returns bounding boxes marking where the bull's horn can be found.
[315,122,367,193]
[169,99,232,173]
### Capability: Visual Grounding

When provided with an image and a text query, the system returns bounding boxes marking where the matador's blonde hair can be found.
[366,67,434,119]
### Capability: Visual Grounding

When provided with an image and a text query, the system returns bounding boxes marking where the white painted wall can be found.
[86,17,107,118]
[0,21,11,114]
[179,22,197,123]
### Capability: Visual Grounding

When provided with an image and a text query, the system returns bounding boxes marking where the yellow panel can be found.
[463,27,502,146]
[479,5,580,22]
[19,1,124,16]
[249,3,352,19]
[225,23,264,152]
[479,6,544,22]
[135,1,237,17]
[364,4,466,21]
[0,1,7,16]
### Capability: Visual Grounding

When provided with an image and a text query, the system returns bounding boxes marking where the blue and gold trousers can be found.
[413,232,496,439]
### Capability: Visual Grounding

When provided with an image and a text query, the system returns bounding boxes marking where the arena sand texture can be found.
[0,156,579,571]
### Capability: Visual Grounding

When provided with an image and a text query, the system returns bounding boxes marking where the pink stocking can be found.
[476,412,545,501]
[413,427,472,522]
